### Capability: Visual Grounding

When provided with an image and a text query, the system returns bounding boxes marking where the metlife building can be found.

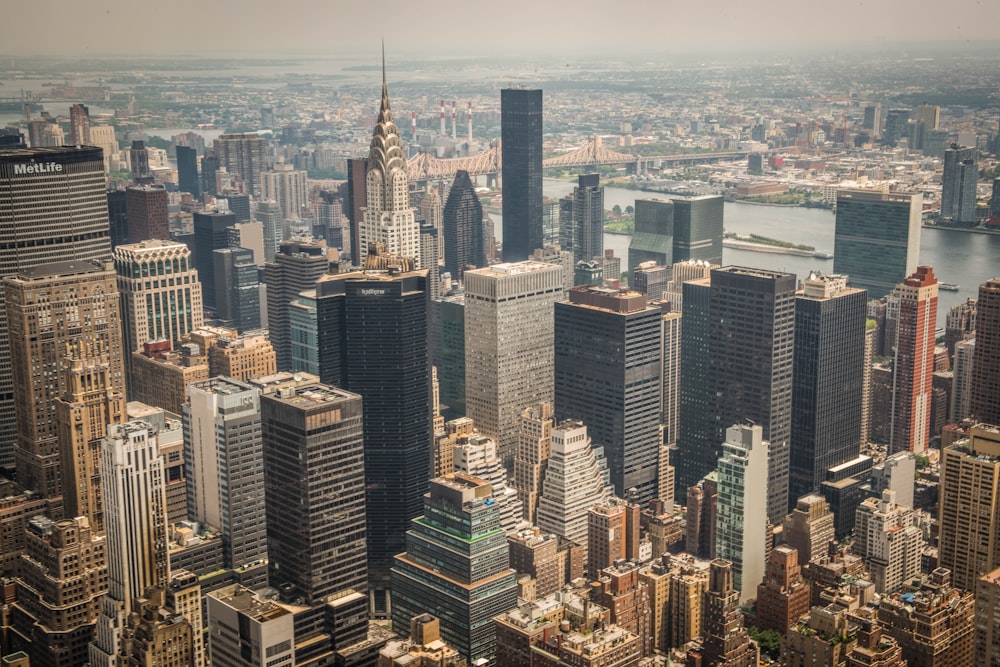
[0,145,112,469]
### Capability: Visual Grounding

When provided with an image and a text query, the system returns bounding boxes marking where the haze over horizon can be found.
[4,0,1000,59]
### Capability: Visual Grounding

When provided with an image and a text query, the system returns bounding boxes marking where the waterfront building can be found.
[716,424,769,603]
[501,88,543,261]
[0,145,112,469]
[890,266,939,454]
[464,261,563,460]
[671,195,724,265]
[941,144,978,224]
[790,273,867,503]
[4,260,123,500]
[443,169,485,279]
[628,199,673,274]
[971,278,1000,425]
[554,284,662,502]
[391,474,518,665]
[564,173,603,262]
[833,190,922,299]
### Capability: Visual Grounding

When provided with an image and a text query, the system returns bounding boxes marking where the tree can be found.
[612,204,622,216]
[625,205,634,215]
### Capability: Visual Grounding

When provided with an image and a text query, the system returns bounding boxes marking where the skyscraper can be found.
[790,274,867,504]
[261,161,308,220]
[360,61,420,266]
[345,157,368,267]
[676,277,712,498]
[90,419,169,666]
[883,109,910,147]
[213,133,267,196]
[261,383,369,660]
[442,169,485,279]
[264,240,329,370]
[125,184,169,243]
[570,173,604,262]
[941,144,978,224]
[69,103,90,145]
[685,267,797,523]
[554,285,663,503]
[672,195,724,265]
[716,424,769,603]
[213,247,261,332]
[689,560,758,666]
[833,190,922,299]
[201,153,219,196]
[193,210,236,311]
[501,88,543,261]
[184,378,268,585]
[114,240,204,391]
[628,199,674,274]
[314,268,431,605]
[0,145,112,469]
[971,278,1000,424]
[464,261,564,460]
[890,266,938,454]
[392,475,517,665]
[176,145,200,198]
[514,402,554,524]
[4,260,123,500]
[129,140,151,181]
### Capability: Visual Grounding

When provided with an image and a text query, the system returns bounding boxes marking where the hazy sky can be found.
[5,0,1000,58]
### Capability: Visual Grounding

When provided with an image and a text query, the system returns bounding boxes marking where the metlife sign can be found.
[13,162,64,175]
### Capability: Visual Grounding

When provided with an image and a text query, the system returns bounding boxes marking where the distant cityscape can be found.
[0,44,999,667]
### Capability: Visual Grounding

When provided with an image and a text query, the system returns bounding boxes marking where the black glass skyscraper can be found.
[672,195,724,265]
[501,88,543,261]
[676,277,712,498]
[443,170,484,279]
[192,210,236,311]
[176,145,200,198]
[570,173,604,263]
[789,275,867,506]
[677,267,796,523]
[315,269,431,610]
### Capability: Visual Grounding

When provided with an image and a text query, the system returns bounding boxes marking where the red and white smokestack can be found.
[451,101,457,140]
[411,111,417,141]
[467,102,472,143]
[440,100,446,135]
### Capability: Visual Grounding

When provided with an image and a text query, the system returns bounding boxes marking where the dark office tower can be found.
[314,268,431,606]
[672,195,724,265]
[564,174,601,264]
[0,127,25,149]
[213,247,261,332]
[884,109,910,147]
[345,157,368,267]
[863,103,882,135]
[420,223,440,301]
[125,184,169,243]
[261,383,369,662]
[265,240,329,370]
[971,278,1000,425]
[554,285,663,503]
[69,103,90,145]
[0,146,112,470]
[443,170,485,279]
[790,274,867,505]
[255,200,281,263]
[391,474,517,665]
[891,267,938,455]
[991,178,1000,218]
[834,190,922,299]
[628,199,674,274]
[129,140,150,180]
[192,210,236,311]
[200,153,218,196]
[5,261,123,500]
[710,267,796,523]
[107,189,129,248]
[941,144,978,224]
[501,88,543,261]
[677,278,712,499]
[225,192,251,223]
[439,294,466,418]
[175,145,200,198]
[213,133,267,196]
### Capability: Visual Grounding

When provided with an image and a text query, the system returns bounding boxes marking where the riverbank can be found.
[922,224,1000,236]
[723,238,832,259]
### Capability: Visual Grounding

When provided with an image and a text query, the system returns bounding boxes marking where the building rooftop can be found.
[10,259,112,280]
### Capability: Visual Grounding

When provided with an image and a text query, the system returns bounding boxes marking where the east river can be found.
[493,179,1000,328]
